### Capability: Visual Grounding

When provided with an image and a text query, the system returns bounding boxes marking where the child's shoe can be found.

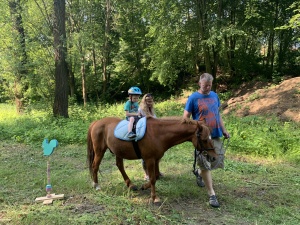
[128,132,136,138]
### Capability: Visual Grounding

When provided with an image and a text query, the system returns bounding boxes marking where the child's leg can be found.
[128,117,135,132]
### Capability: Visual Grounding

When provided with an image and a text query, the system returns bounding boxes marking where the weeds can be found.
[2,102,299,163]
[0,102,299,224]
[0,142,299,224]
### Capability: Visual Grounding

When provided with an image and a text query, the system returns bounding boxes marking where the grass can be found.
[0,142,299,224]
[0,102,300,224]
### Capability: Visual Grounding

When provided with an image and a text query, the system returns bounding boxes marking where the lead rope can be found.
[222,137,230,151]
[193,148,199,175]
[193,131,202,174]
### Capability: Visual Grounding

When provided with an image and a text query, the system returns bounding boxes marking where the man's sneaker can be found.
[194,170,205,187]
[128,132,136,138]
[209,195,220,208]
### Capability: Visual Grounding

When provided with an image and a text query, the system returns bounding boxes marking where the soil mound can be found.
[222,77,300,123]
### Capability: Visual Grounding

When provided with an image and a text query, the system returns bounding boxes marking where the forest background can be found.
[0,0,300,117]
[0,1,300,224]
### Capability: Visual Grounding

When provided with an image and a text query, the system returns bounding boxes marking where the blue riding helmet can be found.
[128,86,142,95]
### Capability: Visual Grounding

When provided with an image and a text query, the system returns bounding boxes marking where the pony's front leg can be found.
[115,156,138,191]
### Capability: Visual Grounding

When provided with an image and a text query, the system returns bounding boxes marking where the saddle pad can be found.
[114,117,147,141]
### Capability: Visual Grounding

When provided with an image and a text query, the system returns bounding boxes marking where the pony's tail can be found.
[87,122,96,179]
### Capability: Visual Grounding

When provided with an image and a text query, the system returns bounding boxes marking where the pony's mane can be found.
[155,116,197,125]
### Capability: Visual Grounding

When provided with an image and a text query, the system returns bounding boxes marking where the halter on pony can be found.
[193,125,226,171]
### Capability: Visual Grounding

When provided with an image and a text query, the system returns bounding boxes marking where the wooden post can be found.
[35,139,64,205]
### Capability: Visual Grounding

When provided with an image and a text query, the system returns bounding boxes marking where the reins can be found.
[222,137,230,151]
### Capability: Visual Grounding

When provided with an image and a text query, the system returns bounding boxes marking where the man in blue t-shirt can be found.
[183,73,230,208]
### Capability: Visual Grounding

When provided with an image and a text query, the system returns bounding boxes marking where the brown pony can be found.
[87,116,216,204]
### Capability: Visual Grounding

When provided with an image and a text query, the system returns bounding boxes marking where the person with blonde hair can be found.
[138,93,163,180]
[138,93,156,118]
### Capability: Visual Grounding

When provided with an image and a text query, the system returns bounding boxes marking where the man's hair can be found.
[199,73,213,82]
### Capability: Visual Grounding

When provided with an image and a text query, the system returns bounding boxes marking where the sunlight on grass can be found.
[0,102,300,224]
[0,104,17,118]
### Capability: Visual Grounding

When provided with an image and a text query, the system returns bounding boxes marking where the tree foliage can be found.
[0,0,299,108]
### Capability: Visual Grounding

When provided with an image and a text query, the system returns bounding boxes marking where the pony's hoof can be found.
[129,185,138,191]
[95,186,101,191]
[153,201,162,206]
[93,182,100,191]
[148,197,161,206]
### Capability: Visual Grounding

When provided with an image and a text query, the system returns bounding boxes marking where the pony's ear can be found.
[197,121,205,132]
[198,121,213,135]
[198,119,206,126]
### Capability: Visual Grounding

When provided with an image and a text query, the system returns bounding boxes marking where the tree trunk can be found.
[76,38,87,107]
[69,64,75,97]
[53,0,69,118]
[81,60,87,107]
[9,0,28,114]
[92,46,99,106]
[196,0,212,75]
[102,0,111,96]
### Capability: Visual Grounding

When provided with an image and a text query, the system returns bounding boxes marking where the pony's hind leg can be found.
[92,150,106,190]
[115,156,138,191]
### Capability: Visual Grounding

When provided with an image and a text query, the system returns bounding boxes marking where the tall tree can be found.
[53,0,69,117]
[8,0,28,113]
[102,0,112,96]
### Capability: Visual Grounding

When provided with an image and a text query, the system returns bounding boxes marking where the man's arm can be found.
[183,110,191,119]
[219,116,230,138]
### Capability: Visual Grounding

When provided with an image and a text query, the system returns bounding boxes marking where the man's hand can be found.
[223,131,230,139]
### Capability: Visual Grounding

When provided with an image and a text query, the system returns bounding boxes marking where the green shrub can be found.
[225,114,300,163]
[0,102,299,164]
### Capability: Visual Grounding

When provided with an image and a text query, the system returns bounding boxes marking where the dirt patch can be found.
[63,195,105,214]
[222,77,300,123]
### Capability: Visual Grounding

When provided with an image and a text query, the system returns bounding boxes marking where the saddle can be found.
[114,117,147,141]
